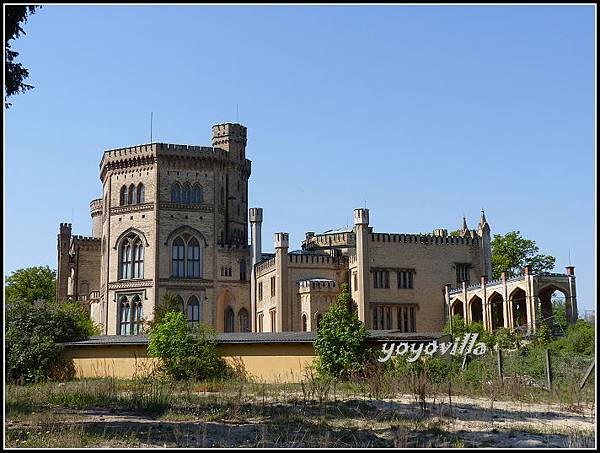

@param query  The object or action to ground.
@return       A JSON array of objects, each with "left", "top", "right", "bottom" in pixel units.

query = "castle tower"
[
  {"left": 90, "top": 198, "right": 103, "bottom": 238},
  {"left": 354, "top": 208, "right": 370, "bottom": 327},
  {"left": 212, "top": 123, "right": 249, "bottom": 245},
  {"left": 477, "top": 210, "right": 492, "bottom": 278},
  {"left": 57, "top": 223, "right": 72, "bottom": 302},
  {"left": 274, "top": 232, "right": 289, "bottom": 331},
  {"left": 249, "top": 207, "right": 263, "bottom": 331}
]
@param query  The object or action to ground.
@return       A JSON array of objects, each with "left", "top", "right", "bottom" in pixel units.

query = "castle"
[{"left": 57, "top": 123, "right": 578, "bottom": 336}]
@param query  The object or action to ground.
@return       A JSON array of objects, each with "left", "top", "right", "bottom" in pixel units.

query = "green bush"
[
  {"left": 6, "top": 300, "right": 99, "bottom": 384},
  {"left": 147, "top": 311, "right": 231, "bottom": 381},
  {"left": 314, "top": 283, "right": 369, "bottom": 379}
]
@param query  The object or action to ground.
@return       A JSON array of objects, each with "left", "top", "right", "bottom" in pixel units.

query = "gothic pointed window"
[
  {"left": 121, "top": 241, "right": 132, "bottom": 279},
  {"left": 225, "top": 307, "right": 235, "bottom": 333},
  {"left": 119, "top": 296, "right": 131, "bottom": 335},
  {"left": 137, "top": 183, "right": 145, "bottom": 204},
  {"left": 187, "top": 295, "right": 201, "bottom": 327},
  {"left": 131, "top": 295, "right": 143, "bottom": 334},
  {"left": 172, "top": 237, "right": 185, "bottom": 277},
  {"left": 192, "top": 184, "right": 203, "bottom": 203},
  {"left": 132, "top": 237, "right": 144, "bottom": 278},
  {"left": 302, "top": 313, "right": 308, "bottom": 332},
  {"left": 182, "top": 183, "right": 191, "bottom": 204},
  {"left": 187, "top": 237, "right": 201, "bottom": 278},
  {"left": 128, "top": 184, "right": 136, "bottom": 205},
  {"left": 171, "top": 183, "right": 181, "bottom": 203},
  {"left": 120, "top": 185, "right": 128, "bottom": 206},
  {"left": 238, "top": 308, "right": 249, "bottom": 332},
  {"left": 175, "top": 295, "right": 185, "bottom": 314}
]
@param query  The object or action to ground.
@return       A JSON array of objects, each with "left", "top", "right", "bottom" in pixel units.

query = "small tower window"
[{"left": 171, "top": 183, "right": 181, "bottom": 203}]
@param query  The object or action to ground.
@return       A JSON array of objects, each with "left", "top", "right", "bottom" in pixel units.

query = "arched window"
[
  {"left": 172, "top": 237, "right": 185, "bottom": 277},
  {"left": 182, "top": 183, "right": 191, "bottom": 204},
  {"left": 119, "top": 296, "right": 131, "bottom": 335},
  {"left": 239, "top": 308, "right": 249, "bottom": 332},
  {"left": 119, "top": 233, "right": 144, "bottom": 280},
  {"left": 175, "top": 295, "right": 185, "bottom": 315},
  {"left": 239, "top": 260, "right": 246, "bottom": 281},
  {"left": 316, "top": 313, "right": 323, "bottom": 329},
  {"left": 187, "top": 237, "right": 201, "bottom": 278},
  {"left": 187, "top": 296, "right": 200, "bottom": 327},
  {"left": 128, "top": 184, "right": 136, "bottom": 205},
  {"left": 131, "top": 295, "right": 143, "bottom": 334},
  {"left": 132, "top": 237, "right": 144, "bottom": 278},
  {"left": 192, "top": 184, "right": 203, "bottom": 203},
  {"left": 120, "top": 240, "right": 132, "bottom": 279},
  {"left": 302, "top": 313, "right": 308, "bottom": 332},
  {"left": 171, "top": 183, "right": 181, "bottom": 203},
  {"left": 120, "top": 185, "right": 128, "bottom": 206},
  {"left": 137, "top": 183, "right": 145, "bottom": 204},
  {"left": 225, "top": 307, "right": 235, "bottom": 333}
]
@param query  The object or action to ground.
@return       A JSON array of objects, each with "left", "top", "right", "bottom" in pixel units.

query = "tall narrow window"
[
  {"left": 192, "top": 184, "right": 203, "bottom": 203},
  {"left": 410, "top": 307, "right": 416, "bottom": 332},
  {"left": 172, "top": 237, "right": 185, "bottom": 277},
  {"left": 182, "top": 183, "right": 191, "bottom": 204},
  {"left": 403, "top": 307, "right": 409, "bottom": 332},
  {"left": 239, "top": 260, "right": 246, "bottom": 281},
  {"left": 302, "top": 313, "right": 308, "bottom": 332},
  {"left": 132, "top": 238, "right": 144, "bottom": 278},
  {"left": 270, "top": 309, "right": 276, "bottom": 332},
  {"left": 258, "top": 282, "right": 263, "bottom": 301},
  {"left": 120, "top": 241, "right": 132, "bottom": 279},
  {"left": 131, "top": 295, "right": 143, "bottom": 334},
  {"left": 270, "top": 276, "right": 276, "bottom": 297},
  {"left": 238, "top": 308, "right": 249, "bottom": 332},
  {"left": 128, "top": 184, "right": 136, "bottom": 205},
  {"left": 187, "top": 296, "right": 200, "bottom": 327},
  {"left": 315, "top": 313, "right": 323, "bottom": 329},
  {"left": 175, "top": 295, "right": 185, "bottom": 314},
  {"left": 120, "top": 185, "right": 128, "bottom": 206},
  {"left": 171, "top": 183, "right": 181, "bottom": 203},
  {"left": 257, "top": 313, "right": 264, "bottom": 332},
  {"left": 119, "top": 297, "right": 130, "bottom": 335},
  {"left": 225, "top": 307, "right": 235, "bottom": 332},
  {"left": 137, "top": 183, "right": 145, "bottom": 204},
  {"left": 187, "top": 237, "right": 201, "bottom": 278}
]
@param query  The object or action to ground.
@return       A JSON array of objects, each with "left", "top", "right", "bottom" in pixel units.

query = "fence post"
[
  {"left": 545, "top": 349, "right": 552, "bottom": 392},
  {"left": 579, "top": 358, "right": 595, "bottom": 390},
  {"left": 497, "top": 348, "right": 503, "bottom": 385}
]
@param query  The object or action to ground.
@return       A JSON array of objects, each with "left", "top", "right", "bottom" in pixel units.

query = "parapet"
[
  {"left": 354, "top": 208, "right": 369, "bottom": 226},
  {"left": 90, "top": 198, "right": 103, "bottom": 216},
  {"left": 212, "top": 123, "right": 247, "bottom": 147},
  {"left": 274, "top": 232, "right": 289, "bottom": 249},
  {"left": 249, "top": 207, "right": 263, "bottom": 223}
]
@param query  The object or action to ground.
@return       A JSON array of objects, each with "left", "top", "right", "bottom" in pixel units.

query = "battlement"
[
  {"left": 212, "top": 123, "right": 247, "bottom": 147},
  {"left": 274, "top": 232, "right": 289, "bottom": 249},
  {"left": 354, "top": 208, "right": 369, "bottom": 225},
  {"left": 298, "top": 279, "right": 337, "bottom": 291},
  {"left": 249, "top": 207, "right": 263, "bottom": 223},
  {"left": 369, "top": 232, "right": 480, "bottom": 246},
  {"left": 288, "top": 252, "right": 345, "bottom": 267},
  {"left": 60, "top": 222, "right": 72, "bottom": 230},
  {"left": 90, "top": 198, "right": 103, "bottom": 216},
  {"left": 255, "top": 257, "right": 276, "bottom": 275},
  {"left": 301, "top": 229, "right": 355, "bottom": 250}
]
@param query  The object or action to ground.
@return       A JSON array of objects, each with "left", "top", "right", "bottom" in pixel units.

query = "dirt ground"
[{"left": 6, "top": 392, "right": 596, "bottom": 448}]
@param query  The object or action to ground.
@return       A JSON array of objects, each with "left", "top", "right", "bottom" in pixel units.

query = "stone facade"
[{"left": 57, "top": 123, "right": 577, "bottom": 335}]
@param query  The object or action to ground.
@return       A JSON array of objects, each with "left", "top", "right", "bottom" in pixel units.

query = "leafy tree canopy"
[
  {"left": 5, "top": 5, "right": 40, "bottom": 107},
  {"left": 491, "top": 231, "right": 555, "bottom": 280},
  {"left": 5, "top": 265, "right": 56, "bottom": 304},
  {"left": 314, "top": 283, "right": 369, "bottom": 379}
]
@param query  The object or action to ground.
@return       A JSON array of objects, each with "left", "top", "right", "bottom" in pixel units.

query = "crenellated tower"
[
  {"left": 274, "top": 232, "right": 289, "bottom": 331},
  {"left": 249, "top": 207, "right": 263, "bottom": 331},
  {"left": 354, "top": 208, "right": 370, "bottom": 327},
  {"left": 57, "top": 223, "right": 72, "bottom": 302},
  {"left": 477, "top": 210, "right": 492, "bottom": 278}
]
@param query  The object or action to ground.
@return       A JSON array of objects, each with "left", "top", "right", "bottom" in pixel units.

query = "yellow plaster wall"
[{"left": 63, "top": 343, "right": 316, "bottom": 383}]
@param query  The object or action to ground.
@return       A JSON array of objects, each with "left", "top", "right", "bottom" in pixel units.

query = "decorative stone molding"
[{"left": 108, "top": 279, "right": 153, "bottom": 290}]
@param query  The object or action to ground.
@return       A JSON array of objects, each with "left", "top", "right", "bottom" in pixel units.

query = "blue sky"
[{"left": 5, "top": 5, "right": 596, "bottom": 311}]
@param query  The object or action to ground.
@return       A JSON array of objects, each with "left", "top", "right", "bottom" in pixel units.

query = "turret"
[
  {"left": 211, "top": 123, "right": 247, "bottom": 162},
  {"left": 57, "top": 223, "right": 72, "bottom": 303},
  {"left": 477, "top": 209, "right": 492, "bottom": 278},
  {"left": 353, "top": 208, "right": 370, "bottom": 327},
  {"left": 460, "top": 216, "right": 469, "bottom": 237},
  {"left": 249, "top": 207, "right": 263, "bottom": 331},
  {"left": 90, "top": 198, "right": 103, "bottom": 238},
  {"left": 274, "top": 232, "right": 290, "bottom": 331}
]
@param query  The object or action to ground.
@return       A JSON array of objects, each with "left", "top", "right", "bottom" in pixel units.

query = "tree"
[
  {"left": 5, "top": 5, "right": 40, "bottom": 108},
  {"left": 5, "top": 265, "right": 56, "bottom": 304},
  {"left": 314, "top": 283, "right": 369, "bottom": 379},
  {"left": 6, "top": 299, "right": 99, "bottom": 384},
  {"left": 147, "top": 311, "right": 230, "bottom": 381},
  {"left": 491, "top": 231, "right": 555, "bottom": 280}
]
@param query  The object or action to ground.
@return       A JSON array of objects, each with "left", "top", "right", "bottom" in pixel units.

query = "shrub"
[
  {"left": 314, "top": 283, "right": 369, "bottom": 379},
  {"left": 5, "top": 300, "right": 99, "bottom": 384},
  {"left": 494, "top": 328, "right": 517, "bottom": 349},
  {"left": 147, "top": 311, "right": 231, "bottom": 381}
]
